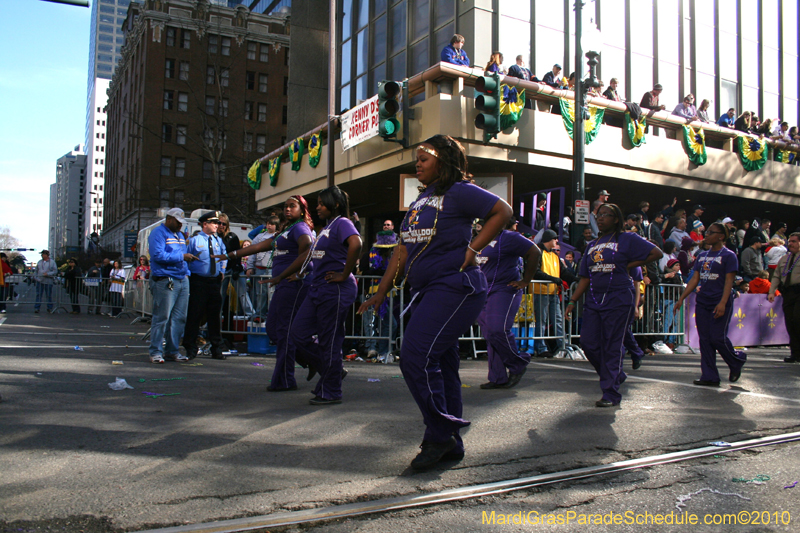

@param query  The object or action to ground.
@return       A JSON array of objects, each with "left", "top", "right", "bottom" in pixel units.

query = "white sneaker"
[
  {"left": 150, "top": 355, "right": 165, "bottom": 364},
  {"left": 165, "top": 353, "right": 189, "bottom": 362}
]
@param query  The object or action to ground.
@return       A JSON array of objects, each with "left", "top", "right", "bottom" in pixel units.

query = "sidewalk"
[{"left": 1, "top": 308, "right": 800, "bottom": 531}]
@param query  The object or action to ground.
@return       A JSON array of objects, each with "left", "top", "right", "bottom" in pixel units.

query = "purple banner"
[{"left": 685, "top": 293, "right": 789, "bottom": 348}]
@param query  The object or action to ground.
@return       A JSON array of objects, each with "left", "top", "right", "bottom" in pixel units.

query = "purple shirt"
[
  {"left": 401, "top": 181, "right": 499, "bottom": 293},
  {"left": 272, "top": 222, "right": 314, "bottom": 279},
  {"left": 691, "top": 247, "right": 738, "bottom": 306},
  {"left": 309, "top": 216, "right": 359, "bottom": 286},
  {"left": 478, "top": 230, "right": 534, "bottom": 292},
  {"left": 579, "top": 232, "right": 655, "bottom": 309}
]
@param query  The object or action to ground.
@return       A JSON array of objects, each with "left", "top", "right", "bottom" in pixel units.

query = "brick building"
[{"left": 103, "top": 0, "right": 289, "bottom": 254}]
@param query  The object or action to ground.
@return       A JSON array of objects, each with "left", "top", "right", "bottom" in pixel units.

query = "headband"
[{"left": 416, "top": 145, "right": 439, "bottom": 159}]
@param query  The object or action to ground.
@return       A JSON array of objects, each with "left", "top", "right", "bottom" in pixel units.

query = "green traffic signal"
[
  {"left": 378, "top": 80, "right": 402, "bottom": 139},
  {"left": 474, "top": 73, "right": 501, "bottom": 143}
]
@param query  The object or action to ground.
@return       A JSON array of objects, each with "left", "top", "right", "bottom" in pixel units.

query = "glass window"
[
  {"left": 257, "top": 134, "right": 266, "bottom": 152},
  {"left": 246, "top": 71, "right": 255, "bottom": 90},
  {"left": 203, "top": 161, "right": 213, "bottom": 179},
  {"left": 356, "top": 29, "right": 368, "bottom": 75},
  {"left": 720, "top": 79, "right": 738, "bottom": 115},
  {"left": 635, "top": 0, "right": 654, "bottom": 57},
  {"left": 411, "top": 0, "right": 429, "bottom": 42},
  {"left": 207, "top": 66, "right": 215, "bottom": 85},
  {"left": 741, "top": 39, "right": 759, "bottom": 88},
  {"left": 177, "top": 92, "right": 188, "bottom": 112},
  {"left": 247, "top": 41, "right": 256, "bottom": 60},
  {"left": 220, "top": 68, "right": 229, "bottom": 87},
  {"left": 373, "top": 14, "right": 387, "bottom": 65},
  {"left": 719, "top": 32, "right": 738, "bottom": 81},
  {"left": 390, "top": 51, "right": 406, "bottom": 80},
  {"left": 342, "top": 0, "right": 352, "bottom": 41},
  {"left": 435, "top": 0, "right": 455, "bottom": 27},
  {"left": 166, "top": 27, "right": 175, "bottom": 46},
  {"left": 358, "top": 0, "right": 369, "bottom": 29},
  {"left": 372, "top": 62, "right": 386, "bottom": 94},
  {"left": 245, "top": 101, "right": 253, "bottom": 120},
  {"left": 261, "top": 44, "right": 270, "bottom": 62},
  {"left": 763, "top": 92, "right": 779, "bottom": 121},
  {"left": 762, "top": 0, "right": 779, "bottom": 49},
  {"left": 657, "top": 61, "right": 680, "bottom": 109},
  {"left": 534, "top": 26, "right": 564, "bottom": 79},
  {"left": 696, "top": 73, "right": 715, "bottom": 112},
  {"left": 179, "top": 61, "right": 189, "bottom": 81},
  {"left": 763, "top": 47, "right": 779, "bottom": 88},
  {"left": 784, "top": 0, "right": 798, "bottom": 51},
  {"left": 208, "top": 34, "right": 218, "bottom": 54},
  {"left": 630, "top": 54, "right": 654, "bottom": 108},
  {"left": 341, "top": 38, "right": 352, "bottom": 85},
  {"left": 720, "top": 4, "right": 737, "bottom": 31},
  {"left": 206, "top": 96, "right": 215, "bottom": 115},
  {"left": 390, "top": 1, "right": 406, "bottom": 55},
  {"left": 376, "top": 0, "right": 387, "bottom": 16},
  {"left": 599, "top": 46, "right": 625, "bottom": 94},
  {"left": 181, "top": 29, "right": 190, "bottom": 49},
  {"left": 244, "top": 133, "right": 253, "bottom": 152},
  {"left": 695, "top": 24, "right": 716, "bottom": 75},
  {"left": 656, "top": 0, "right": 679, "bottom": 65},
  {"left": 176, "top": 126, "right": 186, "bottom": 145},
  {"left": 219, "top": 99, "right": 229, "bottom": 117},
  {"left": 784, "top": 52, "right": 798, "bottom": 100},
  {"left": 783, "top": 98, "right": 798, "bottom": 128},
  {"left": 160, "top": 157, "right": 171, "bottom": 176},
  {"left": 599, "top": 0, "right": 624, "bottom": 48},
  {"left": 410, "top": 38, "right": 429, "bottom": 77},
  {"left": 163, "top": 91, "right": 174, "bottom": 110},
  {"left": 259, "top": 73, "right": 268, "bottom": 92},
  {"left": 742, "top": 85, "right": 759, "bottom": 114},
  {"left": 340, "top": 83, "right": 351, "bottom": 111},
  {"left": 221, "top": 37, "right": 231, "bottom": 56},
  {"left": 499, "top": 16, "right": 530, "bottom": 70},
  {"left": 536, "top": 0, "right": 564, "bottom": 31},
  {"left": 165, "top": 59, "right": 175, "bottom": 78},
  {"left": 695, "top": 0, "right": 714, "bottom": 23},
  {"left": 258, "top": 103, "right": 267, "bottom": 121},
  {"left": 356, "top": 75, "right": 368, "bottom": 102},
  {"left": 162, "top": 124, "right": 172, "bottom": 143},
  {"left": 175, "top": 159, "right": 186, "bottom": 177},
  {"left": 433, "top": 22, "right": 454, "bottom": 65}
]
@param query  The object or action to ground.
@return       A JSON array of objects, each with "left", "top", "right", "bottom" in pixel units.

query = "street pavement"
[{"left": 1, "top": 307, "right": 800, "bottom": 532}]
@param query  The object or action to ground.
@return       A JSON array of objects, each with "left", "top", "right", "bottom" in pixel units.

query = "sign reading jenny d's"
[{"left": 340, "top": 95, "right": 380, "bottom": 151}]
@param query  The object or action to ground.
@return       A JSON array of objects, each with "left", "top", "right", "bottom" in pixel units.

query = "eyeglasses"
[
  {"left": 219, "top": 223, "right": 228, "bottom": 227},
  {"left": 383, "top": 223, "right": 392, "bottom": 227}
]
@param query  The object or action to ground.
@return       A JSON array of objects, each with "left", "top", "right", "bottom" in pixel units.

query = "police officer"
[{"left": 183, "top": 211, "right": 228, "bottom": 359}]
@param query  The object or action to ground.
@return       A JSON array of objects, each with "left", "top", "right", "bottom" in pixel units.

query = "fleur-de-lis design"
[
  {"left": 767, "top": 308, "right": 778, "bottom": 329},
  {"left": 735, "top": 307, "right": 746, "bottom": 329}
]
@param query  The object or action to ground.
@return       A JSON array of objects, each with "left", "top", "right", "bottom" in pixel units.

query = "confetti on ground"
[
  {"left": 150, "top": 377, "right": 185, "bottom": 381},
  {"left": 74, "top": 346, "right": 84, "bottom": 351},
  {"left": 732, "top": 474, "right": 770, "bottom": 484},
  {"left": 138, "top": 379, "right": 147, "bottom": 383},
  {"left": 367, "top": 378, "right": 380, "bottom": 382},
  {"left": 183, "top": 362, "right": 203, "bottom": 366},
  {"left": 708, "top": 441, "right": 732, "bottom": 447},
  {"left": 391, "top": 375, "right": 404, "bottom": 379},
  {"left": 112, "top": 361, "right": 124, "bottom": 365},
  {"left": 143, "top": 392, "right": 181, "bottom": 398},
  {"left": 461, "top": 384, "right": 471, "bottom": 388},
  {"left": 676, "top": 488, "right": 750, "bottom": 512},
  {"left": 713, "top": 455, "right": 725, "bottom": 458},
  {"left": 784, "top": 481, "right": 798, "bottom": 489},
  {"left": 251, "top": 362, "right": 265, "bottom": 367}
]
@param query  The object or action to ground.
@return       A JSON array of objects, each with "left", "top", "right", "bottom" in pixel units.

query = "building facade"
[
  {"left": 50, "top": 147, "right": 87, "bottom": 260},
  {"left": 103, "top": 0, "right": 290, "bottom": 254}
]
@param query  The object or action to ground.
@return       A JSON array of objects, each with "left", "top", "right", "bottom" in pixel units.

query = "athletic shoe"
[
  {"left": 165, "top": 353, "right": 189, "bottom": 362},
  {"left": 150, "top": 355, "right": 165, "bottom": 364},
  {"left": 595, "top": 399, "right": 620, "bottom": 408},
  {"left": 505, "top": 367, "right": 527, "bottom": 388},
  {"left": 309, "top": 396, "right": 342, "bottom": 405},
  {"left": 692, "top": 379, "right": 720, "bottom": 387},
  {"left": 410, "top": 436, "right": 457, "bottom": 470}
]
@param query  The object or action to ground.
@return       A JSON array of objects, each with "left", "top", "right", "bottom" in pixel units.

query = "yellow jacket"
[{"left": 532, "top": 250, "right": 559, "bottom": 295}]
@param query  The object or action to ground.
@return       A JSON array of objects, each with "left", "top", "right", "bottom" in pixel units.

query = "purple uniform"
[
  {"left": 691, "top": 247, "right": 746, "bottom": 382},
  {"left": 477, "top": 230, "right": 534, "bottom": 384},
  {"left": 578, "top": 232, "right": 655, "bottom": 403},
  {"left": 291, "top": 217, "right": 360, "bottom": 401},
  {"left": 401, "top": 181, "right": 499, "bottom": 451},
  {"left": 623, "top": 267, "right": 645, "bottom": 364},
  {"left": 266, "top": 222, "right": 314, "bottom": 390}
]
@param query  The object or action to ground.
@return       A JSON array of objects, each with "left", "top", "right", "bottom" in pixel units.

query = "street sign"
[
  {"left": 124, "top": 231, "right": 137, "bottom": 258},
  {"left": 340, "top": 95, "right": 380, "bottom": 150},
  {"left": 575, "top": 199, "right": 590, "bottom": 224}
]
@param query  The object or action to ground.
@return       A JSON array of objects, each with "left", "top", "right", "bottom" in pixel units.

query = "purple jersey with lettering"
[
  {"left": 309, "top": 217, "right": 359, "bottom": 286},
  {"left": 272, "top": 222, "right": 314, "bottom": 279},
  {"left": 401, "top": 181, "right": 499, "bottom": 293},
  {"left": 691, "top": 246, "right": 738, "bottom": 306},
  {"left": 478, "top": 230, "right": 535, "bottom": 292},
  {"left": 579, "top": 232, "right": 655, "bottom": 309}
]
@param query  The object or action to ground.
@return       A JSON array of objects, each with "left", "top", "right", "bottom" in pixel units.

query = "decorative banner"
[
  {"left": 500, "top": 85, "right": 525, "bottom": 130},
  {"left": 736, "top": 135, "right": 768, "bottom": 172},
  {"left": 247, "top": 160, "right": 262, "bottom": 190},
  {"left": 308, "top": 133, "right": 322, "bottom": 168},
  {"left": 268, "top": 155, "right": 281, "bottom": 186},
  {"left": 289, "top": 137, "right": 305, "bottom": 171},
  {"left": 685, "top": 293, "right": 790, "bottom": 348},
  {"left": 681, "top": 124, "right": 707, "bottom": 165},
  {"left": 775, "top": 149, "right": 796, "bottom": 164},
  {"left": 340, "top": 94, "right": 380, "bottom": 151},
  {"left": 559, "top": 97, "right": 604, "bottom": 144},
  {"left": 624, "top": 112, "right": 646, "bottom": 147}
]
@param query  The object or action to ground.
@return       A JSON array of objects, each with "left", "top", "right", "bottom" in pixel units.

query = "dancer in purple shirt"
[
  {"left": 221, "top": 195, "right": 314, "bottom": 392},
  {"left": 674, "top": 222, "right": 746, "bottom": 386},
  {"left": 565, "top": 204, "right": 661, "bottom": 407},
  {"left": 291, "top": 186, "right": 362, "bottom": 405},
  {"left": 477, "top": 222, "right": 541, "bottom": 389},
  {"left": 359, "top": 135, "right": 512, "bottom": 471}
]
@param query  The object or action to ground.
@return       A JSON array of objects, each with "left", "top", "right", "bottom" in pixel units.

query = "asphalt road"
[{"left": 1, "top": 308, "right": 800, "bottom": 532}]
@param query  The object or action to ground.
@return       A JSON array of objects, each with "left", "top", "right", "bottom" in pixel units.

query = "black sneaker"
[
  {"left": 693, "top": 379, "right": 721, "bottom": 387},
  {"left": 410, "top": 436, "right": 457, "bottom": 471},
  {"left": 309, "top": 396, "right": 342, "bottom": 405},
  {"left": 505, "top": 367, "right": 527, "bottom": 388},
  {"left": 480, "top": 381, "right": 505, "bottom": 389}
]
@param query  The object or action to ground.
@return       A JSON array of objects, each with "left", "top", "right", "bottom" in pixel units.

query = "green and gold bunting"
[
  {"left": 559, "top": 97, "right": 604, "bottom": 144},
  {"left": 307, "top": 133, "right": 322, "bottom": 168},
  {"left": 267, "top": 154, "right": 281, "bottom": 186},
  {"left": 246, "top": 160, "right": 262, "bottom": 190},
  {"left": 681, "top": 124, "right": 707, "bottom": 165},
  {"left": 775, "top": 149, "right": 796, "bottom": 164},
  {"left": 289, "top": 137, "right": 305, "bottom": 171},
  {"left": 624, "top": 112, "right": 646, "bottom": 147},
  {"left": 736, "top": 135, "right": 768, "bottom": 172},
  {"left": 500, "top": 85, "right": 525, "bottom": 130}
]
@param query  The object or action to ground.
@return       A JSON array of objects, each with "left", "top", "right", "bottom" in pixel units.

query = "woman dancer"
[
  {"left": 565, "top": 204, "right": 661, "bottom": 407},
  {"left": 359, "top": 135, "right": 512, "bottom": 470},
  {"left": 476, "top": 219, "right": 541, "bottom": 389},
  {"left": 290, "top": 186, "right": 362, "bottom": 405},
  {"left": 674, "top": 223, "right": 746, "bottom": 385},
  {"left": 224, "top": 196, "right": 314, "bottom": 391}
]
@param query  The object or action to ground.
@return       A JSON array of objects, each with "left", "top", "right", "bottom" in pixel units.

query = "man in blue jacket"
[
  {"left": 441, "top": 34, "right": 470, "bottom": 66},
  {"left": 148, "top": 208, "right": 198, "bottom": 364}
]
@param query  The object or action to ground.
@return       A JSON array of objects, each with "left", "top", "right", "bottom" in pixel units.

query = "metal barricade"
[{"left": 123, "top": 277, "right": 153, "bottom": 322}]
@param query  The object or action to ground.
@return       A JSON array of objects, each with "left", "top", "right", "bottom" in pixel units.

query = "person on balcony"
[
  {"left": 733, "top": 111, "right": 752, "bottom": 133},
  {"left": 672, "top": 94, "right": 697, "bottom": 122},
  {"left": 484, "top": 51, "right": 505, "bottom": 74},
  {"left": 717, "top": 108, "right": 736, "bottom": 128},
  {"left": 542, "top": 64, "right": 562, "bottom": 88},
  {"left": 602, "top": 77, "right": 623, "bottom": 102},
  {"left": 440, "top": 34, "right": 470, "bottom": 67},
  {"left": 507, "top": 55, "right": 532, "bottom": 81},
  {"left": 640, "top": 84, "right": 665, "bottom": 111},
  {"left": 697, "top": 99, "right": 712, "bottom": 123}
]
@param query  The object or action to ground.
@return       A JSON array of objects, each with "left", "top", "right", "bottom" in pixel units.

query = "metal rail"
[{"left": 135, "top": 431, "right": 800, "bottom": 533}]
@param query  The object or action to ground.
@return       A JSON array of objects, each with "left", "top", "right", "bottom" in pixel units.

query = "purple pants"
[
  {"left": 290, "top": 279, "right": 357, "bottom": 400},
  {"left": 401, "top": 271, "right": 487, "bottom": 451},
  {"left": 695, "top": 299, "right": 746, "bottom": 382},
  {"left": 266, "top": 280, "right": 308, "bottom": 389},
  {"left": 477, "top": 288, "right": 530, "bottom": 384},
  {"left": 623, "top": 318, "right": 644, "bottom": 363},
  {"left": 580, "top": 303, "right": 635, "bottom": 404}
]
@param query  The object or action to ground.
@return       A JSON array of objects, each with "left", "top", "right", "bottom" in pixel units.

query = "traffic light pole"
[
  {"left": 327, "top": 0, "right": 336, "bottom": 188},
  {"left": 572, "top": 0, "right": 586, "bottom": 243}
]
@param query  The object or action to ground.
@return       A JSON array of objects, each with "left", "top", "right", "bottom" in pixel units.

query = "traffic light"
[
  {"left": 378, "top": 80, "right": 401, "bottom": 139},
  {"left": 475, "top": 72, "right": 501, "bottom": 143}
]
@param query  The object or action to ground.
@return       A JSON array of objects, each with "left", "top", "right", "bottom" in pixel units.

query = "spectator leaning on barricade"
[
  {"left": 484, "top": 52, "right": 505, "bottom": 74},
  {"left": 34, "top": 250, "right": 58, "bottom": 314},
  {"left": 740, "top": 236, "right": 765, "bottom": 282},
  {"left": 772, "top": 121, "right": 791, "bottom": 142},
  {"left": 768, "top": 232, "right": 800, "bottom": 362},
  {"left": 184, "top": 211, "right": 228, "bottom": 361},
  {"left": 147, "top": 208, "right": 198, "bottom": 365},
  {"left": 532, "top": 230, "right": 573, "bottom": 358},
  {"left": 507, "top": 55, "right": 532, "bottom": 81},
  {"left": 441, "top": 34, "right": 470, "bottom": 66},
  {"left": 640, "top": 84, "right": 666, "bottom": 111},
  {"left": 667, "top": 217, "right": 691, "bottom": 247},
  {"left": 697, "top": 99, "right": 712, "bottom": 123},
  {"left": 672, "top": 94, "right": 697, "bottom": 121},
  {"left": 603, "top": 78, "right": 623, "bottom": 102},
  {"left": 246, "top": 216, "right": 279, "bottom": 319},
  {"left": 749, "top": 114, "right": 761, "bottom": 134},
  {"left": 542, "top": 64, "right": 562, "bottom": 88},
  {"left": 86, "top": 258, "right": 102, "bottom": 315},
  {"left": 717, "top": 108, "right": 736, "bottom": 128},
  {"left": 63, "top": 258, "right": 82, "bottom": 314},
  {"left": 733, "top": 111, "right": 751, "bottom": 132},
  {"left": 647, "top": 211, "right": 665, "bottom": 250}
]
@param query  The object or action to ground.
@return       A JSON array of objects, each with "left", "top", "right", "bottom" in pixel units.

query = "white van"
[{"left": 137, "top": 209, "right": 254, "bottom": 260}]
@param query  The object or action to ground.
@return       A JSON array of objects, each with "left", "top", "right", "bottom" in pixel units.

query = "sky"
[{"left": 0, "top": 0, "right": 90, "bottom": 255}]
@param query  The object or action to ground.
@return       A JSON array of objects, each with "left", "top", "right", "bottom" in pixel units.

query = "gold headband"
[{"left": 416, "top": 145, "right": 439, "bottom": 159}]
